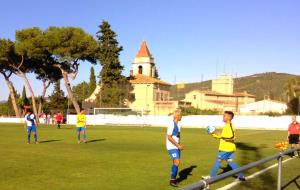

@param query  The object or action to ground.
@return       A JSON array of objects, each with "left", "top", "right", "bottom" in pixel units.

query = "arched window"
[{"left": 138, "top": 65, "right": 143, "bottom": 74}]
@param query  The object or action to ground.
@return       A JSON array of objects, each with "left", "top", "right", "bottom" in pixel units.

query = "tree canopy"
[
  {"left": 44, "top": 26, "right": 99, "bottom": 113},
  {"left": 1, "top": 22, "right": 135, "bottom": 116},
  {"left": 0, "top": 39, "right": 21, "bottom": 117}
]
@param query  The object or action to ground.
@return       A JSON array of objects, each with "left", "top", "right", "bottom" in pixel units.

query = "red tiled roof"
[
  {"left": 136, "top": 41, "right": 152, "bottom": 57},
  {"left": 130, "top": 74, "right": 171, "bottom": 86},
  {"left": 233, "top": 92, "right": 256, "bottom": 98}
]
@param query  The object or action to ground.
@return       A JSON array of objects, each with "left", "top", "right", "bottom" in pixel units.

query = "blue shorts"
[
  {"left": 217, "top": 151, "right": 235, "bottom": 161},
  {"left": 27, "top": 126, "right": 37, "bottom": 133},
  {"left": 76, "top": 127, "right": 86, "bottom": 132},
  {"left": 168, "top": 149, "right": 181, "bottom": 160}
]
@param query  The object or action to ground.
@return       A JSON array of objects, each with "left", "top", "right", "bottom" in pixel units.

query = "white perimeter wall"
[
  {"left": 0, "top": 115, "right": 295, "bottom": 130},
  {"left": 65, "top": 115, "right": 294, "bottom": 130},
  {"left": 0, "top": 117, "right": 24, "bottom": 123}
]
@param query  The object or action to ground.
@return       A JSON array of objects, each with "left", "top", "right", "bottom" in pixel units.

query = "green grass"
[
  {"left": 232, "top": 158, "right": 300, "bottom": 190},
  {"left": 0, "top": 123, "right": 299, "bottom": 190}
]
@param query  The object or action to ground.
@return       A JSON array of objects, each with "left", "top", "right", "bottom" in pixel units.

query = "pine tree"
[
  {"left": 96, "top": 21, "right": 134, "bottom": 107},
  {"left": 89, "top": 66, "right": 96, "bottom": 95},
  {"left": 48, "top": 80, "right": 67, "bottom": 110},
  {"left": 73, "top": 81, "right": 90, "bottom": 104},
  {"left": 285, "top": 78, "right": 300, "bottom": 114}
]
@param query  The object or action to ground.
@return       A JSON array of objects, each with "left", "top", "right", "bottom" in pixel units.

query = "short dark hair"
[{"left": 224, "top": 111, "right": 234, "bottom": 119}]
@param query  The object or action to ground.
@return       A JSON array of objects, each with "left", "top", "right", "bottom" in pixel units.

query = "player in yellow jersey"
[
  {"left": 76, "top": 109, "right": 87, "bottom": 144},
  {"left": 203, "top": 111, "right": 246, "bottom": 181}
]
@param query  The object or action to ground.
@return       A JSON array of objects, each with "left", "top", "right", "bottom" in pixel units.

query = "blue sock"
[
  {"left": 34, "top": 134, "right": 37, "bottom": 142},
  {"left": 83, "top": 133, "right": 87, "bottom": 141},
  {"left": 228, "top": 161, "right": 244, "bottom": 177},
  {"left": 77, "top": 134, "right": 80, "bottom": 141},
  {"left": 171, "top": 164, "right": 178, "bottom": 180},
  {"left": 27, "top": 133, "right": 31, "bottom": 143}
]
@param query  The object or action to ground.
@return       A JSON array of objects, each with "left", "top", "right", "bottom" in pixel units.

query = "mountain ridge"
[{"left": 170, "top": 72, "right": 300, "bottom": 101}]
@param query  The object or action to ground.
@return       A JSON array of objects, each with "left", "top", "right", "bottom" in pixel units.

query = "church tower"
[{"left": 131, "top": 41, "right": 156, "bottom": 78}]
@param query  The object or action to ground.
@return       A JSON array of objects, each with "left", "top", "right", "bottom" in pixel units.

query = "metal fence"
[{"left": 180, "top": 147, "right": 300, "bottom": 190}]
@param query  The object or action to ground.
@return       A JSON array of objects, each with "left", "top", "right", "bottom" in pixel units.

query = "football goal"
[{"left": 92, "top": 108, "right": 149, "bottom": 126}]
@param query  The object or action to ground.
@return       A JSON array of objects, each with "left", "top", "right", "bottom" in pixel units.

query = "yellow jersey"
[
  {"left": 212, "top": 123, "right": 236, "bottom": 152},
  {"left": 76, "top": 114, "right": 86, "bottom": 127}
]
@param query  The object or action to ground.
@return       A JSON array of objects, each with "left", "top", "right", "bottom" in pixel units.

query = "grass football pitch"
[{"left": 0, "top": 123, "right": 299, "bottom": 190}]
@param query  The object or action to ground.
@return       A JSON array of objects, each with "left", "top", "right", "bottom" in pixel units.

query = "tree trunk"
[
  {"left": 38, "top": 81, "right": 51, "bottom": 116},
  {"left": 18, "top": 72, "right": 38, "bottom": 117},
  {"left": 61, "top": 70, "right": 80, "bottom": 114},
  {"left": 3, "top": 76, "right": 21, "bottom": 117}
]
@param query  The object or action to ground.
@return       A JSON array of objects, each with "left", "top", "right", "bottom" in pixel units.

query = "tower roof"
[
  {"left": 130, "top": 74, "right": 171, "bottom": 86},
  {"left": 136, "top": 41, "right": 152, "bottom": 57}
]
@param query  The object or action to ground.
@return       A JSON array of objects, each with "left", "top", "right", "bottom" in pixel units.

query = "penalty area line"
[{"left": 216, "top": 157, "right": 295, "bottom": 190}]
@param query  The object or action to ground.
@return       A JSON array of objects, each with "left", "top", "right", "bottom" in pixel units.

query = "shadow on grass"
[
  {"left": 218, "top": 165, "right": 235, "bottom": 176},
  {"left": 177, "top": 165, "right": 197, "bottom": 183},
  {"left": 282, "top": 175, "right": 300, "bottom": 190},
  {"left": 57, "top": 127, "right": 73, "bottom": 130},
  {"left": 39, "top": 140, "right": 61, "bottom": 143},
  {"left": 234, "top": 142, "right": 277, "bottom": 189},
  {"left": 86, "top": 139, "right": 106, "bottom": 143}
]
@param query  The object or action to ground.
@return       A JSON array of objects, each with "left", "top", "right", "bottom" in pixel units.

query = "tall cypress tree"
[
  {"left": 89, "top": 66, "right": 96, "bottom": 95},
  {"left": 96, "top": 21, "right": 133, "bottom": 107},
  {"left": 21, "top": 86, "right": 30, "bottom": 107},
  {"left": 154, "top": 67, "right": 159, "bottom": 79}
]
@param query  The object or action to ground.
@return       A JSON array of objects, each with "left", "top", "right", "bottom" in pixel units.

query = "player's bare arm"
[
  {"left": 167, "top": 135, "right": 183, "bottom": 150},
  {"left": 211, "top": 133, "right": 221, "bottom": 139}
]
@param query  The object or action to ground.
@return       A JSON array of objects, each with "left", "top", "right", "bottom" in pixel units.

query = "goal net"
[{"left": 92, "top": 108, "right": 148, "bottom": 126}]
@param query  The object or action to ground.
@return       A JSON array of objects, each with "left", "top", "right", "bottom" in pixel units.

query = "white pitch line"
[{"left": 216, "top": 157, "right": 295, "bottom": 190}]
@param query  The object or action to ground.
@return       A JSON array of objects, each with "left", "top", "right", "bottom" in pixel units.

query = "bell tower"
[{"left": 131, "top": 41, "right": 156, "bottom": 78}]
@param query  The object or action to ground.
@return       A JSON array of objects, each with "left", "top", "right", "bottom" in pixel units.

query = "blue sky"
[{"left": 0, "top": 0, "right": 300, "bottom": 100}]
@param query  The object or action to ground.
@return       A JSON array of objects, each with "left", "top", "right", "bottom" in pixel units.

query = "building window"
[
  {"left": 193, "top": 95, "right": 197, "bottom": 99},
  {"left": 138, "top": 65, "right": 143, "bottom": 74},
  {"left": 161, "top": 93, "right": 164, "bottom": 101},
  {"left": 156, "top": 92, "right": 160, "bottom": 101}
]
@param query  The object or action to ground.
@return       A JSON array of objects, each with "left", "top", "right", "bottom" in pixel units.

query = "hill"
[{"left": 170, "top": 72, "right": 300, "bottom": 101}]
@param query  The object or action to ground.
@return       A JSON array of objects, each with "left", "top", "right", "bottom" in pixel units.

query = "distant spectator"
[
  {"left": 56, "top": 112, "right": 63, "bottom": 129},
  {"left": 47, "top": 114, "right": 51, "bottom": 124},
  {"left": 53, "top": 113, "right": 57, "bottom": 125},
  {"left": 41, "top": 112, "right": 46, "bottom": 124}
]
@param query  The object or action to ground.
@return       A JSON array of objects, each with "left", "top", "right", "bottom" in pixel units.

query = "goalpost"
[{"left": 92, "top": 108, "right": 149, "bottom": 126}]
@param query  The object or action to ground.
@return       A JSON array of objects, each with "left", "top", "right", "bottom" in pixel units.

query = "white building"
[{"left": 239, "top": 99, "right": 287, "bottom": 115}]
